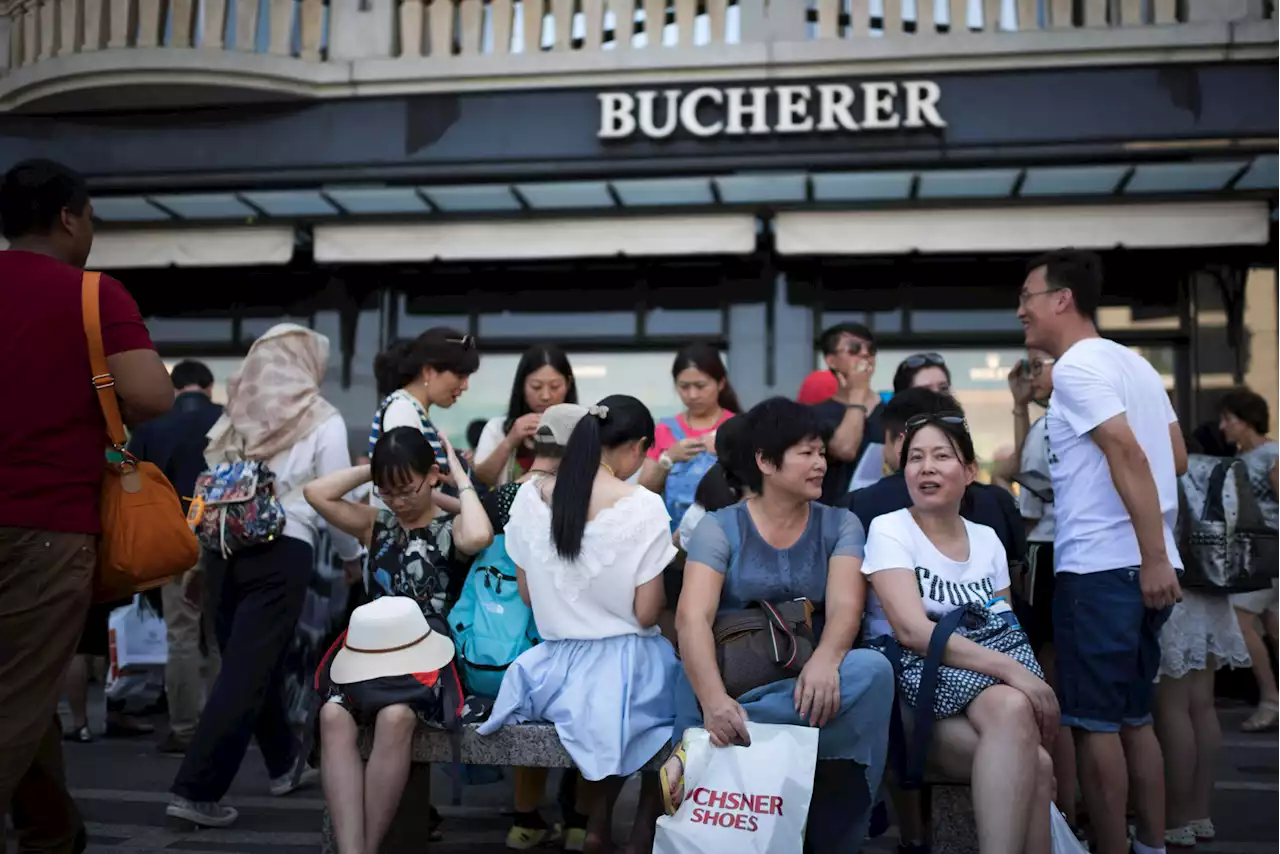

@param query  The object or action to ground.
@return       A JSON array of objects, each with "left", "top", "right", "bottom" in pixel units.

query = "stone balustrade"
[{"left": 0, "top": 0, "right": 1273, "bottom": 109}]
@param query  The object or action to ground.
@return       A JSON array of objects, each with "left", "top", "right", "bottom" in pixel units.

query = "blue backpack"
[
  {"left": 660, "top": 416, "right": 719, "bottom": 533},
  {"left": 449, "top": 535, "right": 539, "bottom": 698}
]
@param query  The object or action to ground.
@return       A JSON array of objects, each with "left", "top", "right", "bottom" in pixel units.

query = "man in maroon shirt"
[{"left": 0, "top": 160, "right": 173, "bottom": 853}]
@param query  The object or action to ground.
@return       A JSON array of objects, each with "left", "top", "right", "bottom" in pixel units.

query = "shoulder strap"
[
  {"left": 903, "top": 605, "right": 970, "bottom": 789},
  {"left": 662, "top": 416, "right": 687, "bottom": 443},
  {"left": 81, "top": 271, "right": 127, "bottom": 449}
]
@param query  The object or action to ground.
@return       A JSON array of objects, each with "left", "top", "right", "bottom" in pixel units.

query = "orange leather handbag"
[{"left": 82, "top": 271, "right": 200, "bottom": 602}]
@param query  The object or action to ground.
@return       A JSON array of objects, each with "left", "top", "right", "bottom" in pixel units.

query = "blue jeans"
[{"left": 1053, "top": 567, "right": 1172, "bottom": 733}]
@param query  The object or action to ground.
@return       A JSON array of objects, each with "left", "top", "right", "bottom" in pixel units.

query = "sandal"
[
  {"left": 63, "top": 725, "right": 93, "bottom": 743},
  {"left": 1241, "top": 700, "right": 1279, "bottom": 732}
]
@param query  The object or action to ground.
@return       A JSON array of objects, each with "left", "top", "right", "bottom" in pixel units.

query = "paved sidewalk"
[{"left": 4, "top": 692, "right": 1276, "bottom": 853}]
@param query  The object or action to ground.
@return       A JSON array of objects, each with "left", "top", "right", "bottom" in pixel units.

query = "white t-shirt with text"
[
  {"left": 860, "top": 508, "right": 1011, "bottom": 639},
  {"left": 1046, "top": 337, "right": 1182, "bottom": 575}
]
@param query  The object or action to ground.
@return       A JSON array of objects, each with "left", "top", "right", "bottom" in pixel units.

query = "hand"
[
  {"left": 1140, "top": 556, "right": 1182, "bottom": 610},
  {"left": 794, "top": 650, "right": 842, "bottom": 728},
  {"left": 702, "top": 693, "right": 751, "bottom": 748},
  {"left": 458, "top": 449, "right": 474, "bottom": 466},
  {"left": 667, "top": 436, "right": 706, "bottom": 464},
  {"left": 1008, "top": 363, "right": 1034, "bottom": 407},
  {"left": 342, "top": 558, "right": 363, "bottom": 587},
  {"left": 1007, "top": 667, "right": 1061, "bottom": 748},
  {"left": 181, "top": 568, "right": 204, "bottom": 610},
  {"left": 506, "top": 413, "right": 541, "bottom": 445}
]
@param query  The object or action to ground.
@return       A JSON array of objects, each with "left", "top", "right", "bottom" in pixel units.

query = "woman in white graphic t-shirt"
[{"left": 862, "top": 413, "right": 1059, "bottom": 854}]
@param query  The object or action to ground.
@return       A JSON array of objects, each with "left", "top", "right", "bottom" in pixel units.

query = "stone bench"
[{"left": 319, "top": 722, "right": 668, "bottom": 854}]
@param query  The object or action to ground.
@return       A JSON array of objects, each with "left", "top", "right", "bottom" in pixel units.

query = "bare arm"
[
  {"left": 516, "top": 565, "right": 531, "bottom": 606},
  {"left": 472, "top": 444, "right": 513, "bottom": 487},
  {"left": 675, "top": 560, "right": 729, "bottom": 705},
  {"left": 827, "top": 402, "right": 869, "bottom": 461},
  {"left": 814, "top": 555, "right": 864, "bottom": 660},
  {"left": 304, "top": 465, "right": 380, "bottom": 546},
  {"left": 1092, "top": 415, "right": 1172, "bottom": 565},
  {"left": 1169, "top": 422, "right": 1188, "bottom": 476},
  {"left": 445, "top": 446, "right": 494, "bottom": 556},
  {"left": 639, "top": 458, "right": 669, "bottom": 493},
  {"left": 108, "top": 349, "right": 174, "bottom": 425},
  {"left": 634, "top": 574, "right": 667, "bottom": 628}
]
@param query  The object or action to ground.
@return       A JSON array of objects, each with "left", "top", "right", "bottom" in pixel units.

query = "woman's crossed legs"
[{"left": 320, "top": 702, "right": 418, "bottom": 854}]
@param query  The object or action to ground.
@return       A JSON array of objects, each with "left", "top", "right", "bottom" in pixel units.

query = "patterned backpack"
[
  {"left": 1178, "top": 454, "right": 1278, "bottom": 592},
  {"left": 186, "top": 460, "right": 288, "bottom": 557}
]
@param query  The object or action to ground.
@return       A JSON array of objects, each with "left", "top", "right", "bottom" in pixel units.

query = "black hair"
[
  {"left": 1026, "top": 248, "right": 1104, "bottom": 321},
  {"left": 818, "top": 322, "right": 875, "bottom": 356},
  {"left": 1, "top": 159, "right": 90, "bottom": 241},
  {"left": 672, "top": 343, "right": 742, "bottom": 413},
  {"left": 373, "top": 327, "right": 480, "bottom": 398},
  {"left": 892, "top": 355, "right": 952, "bottom": 394},
  {"left": 551, "top": 395, "right": 655, "bottom": 560},
  {"left": 694, "top": 463, "right": 740, "bottom": 513},
  {"left": 370, "top": 427, "right": 438, "bottom": 492},
  {"left": 899, "top": 414, "right": 977, "bottom": 473},
  {"left": 1219, "top": 387, "right": 1270, "bottom": 436},
  {"left": 170, "top": 360, "right": 214, "bottom": 391},
  {"left": 713, "top": 414, "right": 752, "bottom": 494},
  {"left": 1191, "top": 421, "right": 1234, "bottom": 457},
  {"left": 740, "top": 397, "right": 832, "bottom": 493},
  {"left": 505, "top": 346, "right": 578, "bottom": 432},
  {"left": 466, "top": 418, "right": 487, "bottom": 450},
  {"left": 883, "top": 388, "right": 963, "bottom": 438}
]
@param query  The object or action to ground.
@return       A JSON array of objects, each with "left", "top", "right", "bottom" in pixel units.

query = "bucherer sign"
[{"left": 597, "top": 80, "right": 945, "bottom": 140}]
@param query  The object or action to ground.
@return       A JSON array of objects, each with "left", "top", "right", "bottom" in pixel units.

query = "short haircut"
[
  {"left": 0, "top": 159, "right": 90, "bottom": 240},
  {"left": 741, "top": 397, "right": 833, "bottom": 492},
  {"left": 817, "top": 322, "right": 875, "bottom": 356},
  {"left": 1219, "top": 387, "right": 1270, "bottom": 435},
  {"left": 883, "top": 388, "right": 964, "bottom": 438},
  {"left": 466, "top": 418, "right": 487, "bottom": 450},
  {"left": 170, "top": 360, "right": 214, "bottom": 390},
  {"left": 1026, "top": 248, "right": 1104, "bottom": 320}
]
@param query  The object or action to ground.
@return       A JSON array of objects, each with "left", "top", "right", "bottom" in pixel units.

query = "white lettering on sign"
[{"left": 597, "top": 81, "right": 945, "bottom": 140}]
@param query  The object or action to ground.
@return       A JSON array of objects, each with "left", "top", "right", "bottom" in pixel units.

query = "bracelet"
[
  {"left": 456, "top": 484, "right": 476, "bottom": 494},
  {"left": 846, "top": 403, "right": 867, "bottom": 413},
  {"left": 1012, "top": 408, "right": 1030, "bottom": 418}
]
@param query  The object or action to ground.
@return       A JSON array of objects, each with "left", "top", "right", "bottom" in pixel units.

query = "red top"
[
  {"left": 647, "top": 410, "right": 736, "bottom": 460},
  {"left": 0, "top": 251, "right": 155, "bottom": 533}
]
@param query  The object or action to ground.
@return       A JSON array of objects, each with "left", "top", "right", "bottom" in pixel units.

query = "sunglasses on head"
[
  {"left": 446, "top": 335, "right": 476, "bottom": 350},
  {"left": 901, "top": 352, "right": 945, "bottom": 370},
  {"left": 904, "top": 412, "right": 969, "bottom": 432}
]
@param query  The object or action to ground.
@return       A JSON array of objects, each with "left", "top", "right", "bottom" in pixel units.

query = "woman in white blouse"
[{"left": 478, "top": 394, "right": 677, "bottom": 854}]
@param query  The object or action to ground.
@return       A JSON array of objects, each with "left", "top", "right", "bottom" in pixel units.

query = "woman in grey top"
[
  {"left": 670, "top": 397, "right": 895, "bottom": 853},
  {"left": 1219, "top": 388, "right": 1280, "bottom": 732}
]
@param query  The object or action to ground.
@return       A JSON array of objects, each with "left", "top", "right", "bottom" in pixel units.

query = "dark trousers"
[{"left": 171, "top": 536, "right": 313, "bottom": 802}]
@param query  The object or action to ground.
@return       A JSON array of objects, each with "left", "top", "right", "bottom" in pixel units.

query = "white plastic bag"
[
  {"left": 108, "top": 594, "right": 168, "bottom": 674},
  {"left": 1050, "top": 804, "right": 1089, "bottom": 854},
  {"left": 653, "top": 723, "right": 819, "bottom": 854}
]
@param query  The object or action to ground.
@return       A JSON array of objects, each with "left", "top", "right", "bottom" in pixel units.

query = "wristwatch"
[
  {"left": 846, "top": 403, "right": 867, "bottom": 413},
  {"left": 658, "top": 452, "right": 674, "bottom": 471}
]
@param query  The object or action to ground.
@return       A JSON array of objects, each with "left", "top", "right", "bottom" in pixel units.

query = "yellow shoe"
[
  {"left": 506, "top": 824, "right": 549, "bottom": 850},
  {"left": 563, "top": 827, "right": 588, "bottom": 853}
]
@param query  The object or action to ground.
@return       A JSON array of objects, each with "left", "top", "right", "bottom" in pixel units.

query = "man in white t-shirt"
[{"left": 1018, "top": 249, "right": 1188, "bottom": 854}]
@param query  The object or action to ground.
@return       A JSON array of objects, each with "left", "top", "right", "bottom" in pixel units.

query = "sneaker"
[
  {"left": 166, "top": 796, "right": 238, "bottom": 828},
  {"left": 1188, "top": 819, "right": 1215, "bottom": 842},
  {"left": 563, "top": 827, "right": 588, "bottom": 853},
  {"left": 506, "top": 823, "right": 561, "bottom": 850},
  {"left": 156, "top": 732, "right": 190, "bottom": 756},
  {"left": 269, "top": 762, "right": 319, "bottom": 797},
  {"left": 1165, "top": 825, "right": 1196, "bottom": 849}
]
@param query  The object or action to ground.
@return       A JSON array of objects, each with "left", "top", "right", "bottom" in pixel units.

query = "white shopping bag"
[
  {"left": 108, "top": 594, "right": 168, "bottom": 676},
  {"left": 1050, "top": 805, "right": 1089, "bottom": 854},
  {"left": 654, "top": 723, "right": 819, "bottom": 854}
]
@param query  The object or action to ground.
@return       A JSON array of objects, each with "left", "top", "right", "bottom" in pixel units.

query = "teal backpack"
[{"left": 450, "top": 535, "right": 539, "bottom": 698}]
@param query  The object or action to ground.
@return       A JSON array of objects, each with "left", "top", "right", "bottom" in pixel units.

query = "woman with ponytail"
[
  {"left": 479, "top": 395, "right": 678, "bottom": 853},
  {"left": 640, "top": 343, "right": 742, "bottom": 532}
]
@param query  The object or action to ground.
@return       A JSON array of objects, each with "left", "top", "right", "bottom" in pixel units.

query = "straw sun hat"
[{"left": 330, "top": 596, "right": 455, "bottom": 685}]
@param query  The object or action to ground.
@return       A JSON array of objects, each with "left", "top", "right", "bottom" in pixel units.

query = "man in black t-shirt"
[{"left": 812, "top": 323, "right": 886, "bottom": 505}]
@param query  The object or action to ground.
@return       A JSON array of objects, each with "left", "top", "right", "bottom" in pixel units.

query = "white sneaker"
[
  {"left": 1188, "top": 818, "right": 1215, "bottom": 842},
  {"left": 1165, "top": 825, "right": 1197, "bottom": 849},
  {"left": 166, "top": 796, "right": 238, "bottom": 827},
  {"left": 270, "top": 762, "right": 319, "bottom": 797}
]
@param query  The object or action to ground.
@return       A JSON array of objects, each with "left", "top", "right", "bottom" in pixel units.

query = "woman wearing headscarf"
[{"left": 167, "top": 324, "right": 364, "bottom": 830}]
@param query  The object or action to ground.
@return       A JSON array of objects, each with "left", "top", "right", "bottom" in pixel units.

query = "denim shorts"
[{"left": 1053, "top": 567, "right": 1172, "bottom": 733}]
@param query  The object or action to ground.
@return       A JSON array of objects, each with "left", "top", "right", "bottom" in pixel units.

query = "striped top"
[{"left": 368, "top": 389, "right": 448, "bottom": 469}]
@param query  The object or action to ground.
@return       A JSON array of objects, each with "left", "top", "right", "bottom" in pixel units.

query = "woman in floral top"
[{"left": 304, "top": 426, "right": 492, "bottom": 854}]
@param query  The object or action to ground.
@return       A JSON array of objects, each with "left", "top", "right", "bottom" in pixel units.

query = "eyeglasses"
[
  {"left": 834, "top": 340, "right": 877, "bottom": 357},
  {"left": 373, "top": 479, "right": 427, "bottom": 502},
  {"left": 1018, "top": 287, "right": 1062, "bottom": 307},
  {"left": 900, "top": 352, "right": 945, "bottom": 370},
  {"left": 904, "top": 412, "right": 969, "bottom": 432}
]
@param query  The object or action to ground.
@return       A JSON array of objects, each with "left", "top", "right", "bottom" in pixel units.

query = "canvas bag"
[
  {"left": 660, "top": 417, "right": 719, "bottom": 533},
  {"left": 1178, "top": 454, "right": 1278, "bottom": 592},
  {"left": 83, "top": 272, "right": 200, "bottom": 602},
  {"left": 653, "top": 723, "right": 819, "bottom": 854},
  {"left": 450, "top": 534, "right": 540, "bottom": 697}
]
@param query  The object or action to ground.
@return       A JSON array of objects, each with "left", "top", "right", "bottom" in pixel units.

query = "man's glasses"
[
  {"left": 1018, "top": 287, "right": 1062, "bottom": 307},
  {"left": 900, "top": 352, "right": 945, "bottom": 370},
  {"left": 904, "top": 412, "right": 969, "bottom": 432},
  {"left": 373, "top": 479, "right": 426, "bottom": 502},
  {"left": 835, "top": 340, "right": 877, "bottom": 357}
]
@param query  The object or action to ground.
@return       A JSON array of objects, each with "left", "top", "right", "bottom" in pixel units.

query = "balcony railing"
[{"left": 0, "top": 0, "right": 1274, "bottom": 105}]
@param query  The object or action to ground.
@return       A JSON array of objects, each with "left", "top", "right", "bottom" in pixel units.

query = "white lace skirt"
[{"left": 1157, "top": 590, "right": 1251, "bottom": 681}]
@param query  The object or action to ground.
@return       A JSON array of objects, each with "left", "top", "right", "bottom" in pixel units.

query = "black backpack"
[{"left": 1178, "top": 455, "right": 1278, "bottom": 592}]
